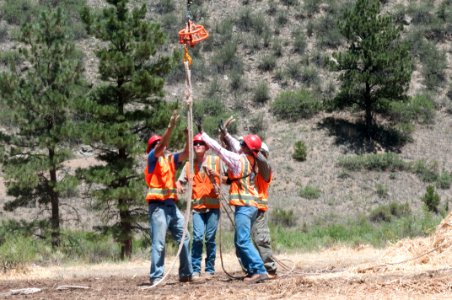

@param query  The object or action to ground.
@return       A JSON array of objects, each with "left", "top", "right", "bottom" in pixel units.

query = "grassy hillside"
[{"left": 0, "top": 0, "right": 451, "bottom": 230}]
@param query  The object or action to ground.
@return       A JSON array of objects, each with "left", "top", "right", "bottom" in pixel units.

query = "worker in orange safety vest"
[{"left": 176, "top": 133, "right": 225, "bottom": 278}]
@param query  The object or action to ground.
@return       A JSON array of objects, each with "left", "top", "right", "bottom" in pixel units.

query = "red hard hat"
[
  {"left": 243, "top": 134, "right": 262, "bottom": 153},
  {"left": 193, "top": 133, "right": 209, "bottom": 150},
  {"left": 146, "top": 135, "right": 162, "bottom": 154}
]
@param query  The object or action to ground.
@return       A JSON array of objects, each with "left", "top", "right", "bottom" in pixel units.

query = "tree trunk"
[
  {"left": 49, "top": 148, "right": 60, "bottom": 248},
  {"left": 364, "top": 82, "right": 373, "bottom": 136},
  {"left": 119, "top": 198, "right": 133, "bottom": 259}
]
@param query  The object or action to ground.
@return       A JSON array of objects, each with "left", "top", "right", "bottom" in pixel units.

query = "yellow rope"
[{"left": 184, "top": 45, "right": 192, "bottom": 66}]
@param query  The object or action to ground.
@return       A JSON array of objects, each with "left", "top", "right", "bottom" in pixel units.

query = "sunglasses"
[
  {"left": 240, "top": 140, "right": 247, "bottom": 148},
  {"left": 193, "top": 142, "right": 206, "bottom": 147}
]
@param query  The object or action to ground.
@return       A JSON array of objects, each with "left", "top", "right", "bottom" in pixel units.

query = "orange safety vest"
[
  {"left": 185, "top": 155, "right": 221, "bottom": 209},
  {"left": 144, "top": 154, "right": 178, "bottom": 202},
  {"left": 227, "top": 155, "right": 259, "bottom": 207},
  {"left": 255, "top": 172, "right": 272, "bottom": 212}
]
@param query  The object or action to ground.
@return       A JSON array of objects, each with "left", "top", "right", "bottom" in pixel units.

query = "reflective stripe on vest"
[
  {"left": 228, "top": 155, "right": 258, "bottom": 207},
  {"left": 187, "top": 155, "right": 220, "bottom": 209},
  {"left": 146, "top": 188, "right": 178, "bottom": 198},
  {"left": 145, "top": 155, "right": 178, "bottom": 202},
  {"left": 255, "top": 172, "right": 272, "bottom": 211}
]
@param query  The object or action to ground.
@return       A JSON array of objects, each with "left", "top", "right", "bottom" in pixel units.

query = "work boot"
[
  {"left": 149, "top": 278, "right": 163, "bottom": 287},
  {"left": 267, "top": 271, "right": 277, "bottom": 280},
  {"left": 243, "top": 273, "right": 269, "bottom": 284},
  {"left": 179, "top": 275, "right": 205, "bottom": 284}
]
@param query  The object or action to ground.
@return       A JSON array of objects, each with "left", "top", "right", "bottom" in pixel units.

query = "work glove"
[
  {"left": 168, "top": 110, "right": 179, "bottom": 129},
  {"left": 218, "top": 120, "right": 227, "bottom": 135},
  {"left": 195, "top": 120, "right": 203, "bottom": 134}
]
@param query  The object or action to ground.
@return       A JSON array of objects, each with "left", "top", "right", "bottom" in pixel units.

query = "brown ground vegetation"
[{"left": 1, "top": 213, "right": 450, "bottom": 299}]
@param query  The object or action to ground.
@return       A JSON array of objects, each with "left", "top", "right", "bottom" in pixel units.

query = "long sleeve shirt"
[
  {"left": 223, "top": 133, "right": 272, "bottom": 182},
  {"left": 201, "top": 132, "right": 243, "bottom": 176}
]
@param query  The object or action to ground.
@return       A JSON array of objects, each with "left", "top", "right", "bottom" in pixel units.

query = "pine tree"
[
  {"left": 332, "top": 0, "right": 412, "bottom": 133},
  {"left": 79, "top": 0, "right": 176, "bottom": 259},
  {"left": 0, "top": 8, "right": 85, "bottom": 247}
]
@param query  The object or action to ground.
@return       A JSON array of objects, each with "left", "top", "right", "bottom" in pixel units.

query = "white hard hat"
[{"left": 261, "top": 142, "right": 269, "bottom": 154}]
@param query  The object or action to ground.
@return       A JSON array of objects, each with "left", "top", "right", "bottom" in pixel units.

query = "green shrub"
[
  {"left": 267, "top": 0, "right": 277, "bottom": 16},
  {"left": 248, "top": 112, "right": 267, "bottom": 139},
  {"left": 369, "top": 202, "right": 411, "bottom": 223},
  {"left": 155, "top": 0, "right": 175, "bottom": 14},
  {"left": 0, "top": 234, "right": 37, "bottom": 272},
  {"left": 407, "top": 2, "right": 435, "bottom": 25},
  {"left": 286, "top": 63, "right": 301, "bottom": 81},
  {"left": 412, "top": 160, "right": 439, "bottom": 183},
  {"left": 253, "top": 81, "right": 270, "bottom": 104},
  {"left": 422, "top": 185, "right": 440, "bottom": 213},
  {"left": 214, "top": 18, "right": 234, "bottom": 46},
  {"left": 59, "top": 231, "right": 119, "bottom": 263},
  {"left": 300, "top": 66, "right": 320, "bottom": 87},
  {"left": 280, "top": 0, "right": 298, "bottom": 7},
  {"left": 160, "top": 12, "right": 180, "bottom": 33},
  {"left": 229, "top": 70, "right": 245, "bottom": 92},
  {"left": 192, "top": 98, "right": 236, "bottom": 136},
  {"left": 273, "top": 68, "right": 286, "bottom": 84},
  {"left": 1, "top": 0, "right": 38, "bottom": 26},
  {"left": 420, "top": 42, "right": 447, "bottom": 90},
  {"left": 387, "top": 94, "right": 435, "bottom": 125},
  {"left": 299, "top": 185, "right": 321, "bottom": 199},
  {"left": 375, "top": 184, "right": 389, "bottom": 198},
  {"left": 292, "top": 140, "right": 307, "bottom": 161},
  {"left": 270, "top": 208, "right": 296, "bottom": 227},
  {"left": 0, "top": 21, "right": 8, "bottom": 43},
  {"left": 0, "top": 50, "right": 22, "bottom": 66},
  {"left": 292, "top": 29, "right": 306, "bottom": 55},
  {"left": 206, "top": 78, "right": 222, "bottom": 97},
  {"left": 212, "top": 40, "right": 242, "bottom": 72},
  {"left": 338, "top": 153, "right": 408, "bottom": 172},
  {"left": 236, "top": 8, "right": 269, "bottom": 36},
  {"left": 436, "top": 171, "right": 452, "bottom": 189},
  {"left": 258, "top": 55, "right": 277, "bottom": 72},
  {"left": 303, "top": 0, "right": 321, "bottom": 16},
  {"left": 314, "top": 14, "right": 343, "bottom": 49},
  {"left": 193, "top": 97, "right": 225, "bottom": 117},
  {"left": 272, "top": 38, "right": 283, "bottom": 57},
  {"left": 276, "top": 11, "right": 288, "bottom": 26},
  {"left": 271, "top": 89, "right": 321, "bottom": 121}
]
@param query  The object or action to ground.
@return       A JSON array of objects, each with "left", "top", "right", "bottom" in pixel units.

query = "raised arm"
[
  {"left": 176, "top": 128, "right": 190, "bottom": 163},
  {"left": 201, "top": 132, "right": 242, "bottom": 176},
  {"left": 255, "top": 151, "right": 271, "bottom": 182},
  {"left": 154, "top": 110, "right": 179, "bottom": 158}
]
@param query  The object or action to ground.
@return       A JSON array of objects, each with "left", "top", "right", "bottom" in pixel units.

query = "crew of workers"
[{"left": 144, "top": 110, "right": 276, "bottom": 285}]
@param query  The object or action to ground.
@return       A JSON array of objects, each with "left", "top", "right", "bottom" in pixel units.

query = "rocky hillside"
[{"left": 0, "top": 0, "right": 451, "bottom": 227}]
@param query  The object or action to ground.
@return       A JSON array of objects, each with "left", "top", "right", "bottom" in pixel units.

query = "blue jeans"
[
  {"left": 191, "top": 209, "right": 219, "bottom": 274},
  {"left": 149, "top": 200, "right": 192, "bottom": 281},
  {"left": 234, "top": 205, "right": 267, "bottom": 275}
]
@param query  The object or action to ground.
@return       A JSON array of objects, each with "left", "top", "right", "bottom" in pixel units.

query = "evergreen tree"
[
  {"left": 331, "top": 0, "right": 412, "bottom": 133},
  {"left": 80, "top": 0, "right": 176, "bottom": 259},
  {"left": 0, "top": 9, "right": 85, "bottom": 247}
]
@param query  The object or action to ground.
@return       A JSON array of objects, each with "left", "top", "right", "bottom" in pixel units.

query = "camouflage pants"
[{"left": 251, "top": 210, "right": 277, "bottom": 274}]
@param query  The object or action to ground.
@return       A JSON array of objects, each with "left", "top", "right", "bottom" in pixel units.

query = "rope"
[
  {"left": 141, "top": 52, "right": 195, "bottom": 291},
  {"left": 216, "top": 185, "right": 293, "bottom": 280}
]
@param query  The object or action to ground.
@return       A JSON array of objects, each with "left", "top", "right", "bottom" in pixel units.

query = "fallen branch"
[
  {"left": 9, "top": 288, "right": 42, "bottom": 295},
  {"left": 56, "top": 285, "right": 90, "bottom": 290}
]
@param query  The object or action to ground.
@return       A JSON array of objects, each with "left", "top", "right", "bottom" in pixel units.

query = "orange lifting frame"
[{"left": 178, "top": 19, "right": 209, "bottom": 47}]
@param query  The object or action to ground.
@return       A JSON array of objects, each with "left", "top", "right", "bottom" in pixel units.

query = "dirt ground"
[
  {"left": 1, "top": 213, "right": 451, "bottom": 299},
  {"left": 0, "top": 246, "right": 451, "bottom": 299}
]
